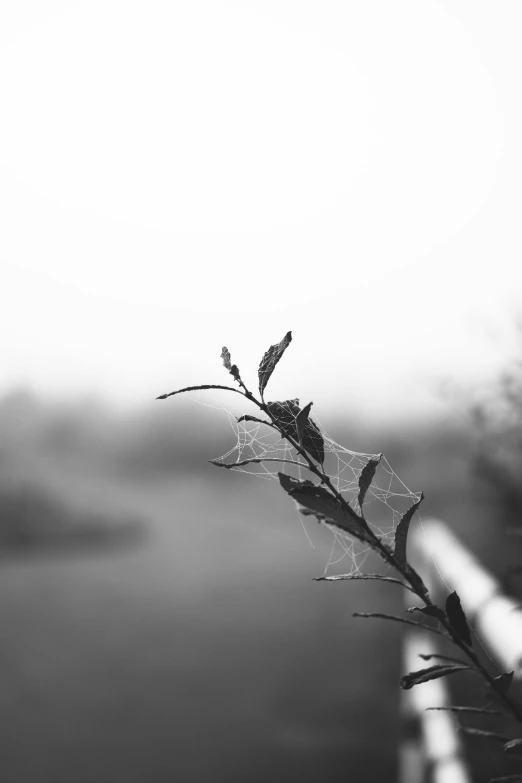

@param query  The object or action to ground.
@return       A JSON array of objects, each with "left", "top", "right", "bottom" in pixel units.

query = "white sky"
[{"left": 1, "top": 1, "right": 521, "bottom": 422}]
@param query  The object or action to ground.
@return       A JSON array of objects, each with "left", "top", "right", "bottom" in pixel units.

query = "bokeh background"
[{"left": 2, "top": 2, "right": 522, "bottom": 781}]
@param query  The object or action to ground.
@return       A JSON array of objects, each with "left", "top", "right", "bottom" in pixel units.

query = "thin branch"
[
  {"left": 314, "top": 574, "right": 416, "bottom": 593},
  {"left": 209, "top": 457, "right": 309, "bottom": 470},
  {"left": 353, "top": 612, "right": 450, "bottom": 639},
  {"left": 419, "top": 652, "right": 469, "bottom": 666},
  {"left": 426, "top": 706, "right": 503, "bottom": 716},
  {"left": 459, "top": 727, "right": 510, "bottom": 742},
  {"left": 156, "top": 384, "right": 245, "bottom": 400}
]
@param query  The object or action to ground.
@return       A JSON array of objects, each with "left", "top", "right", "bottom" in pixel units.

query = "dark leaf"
[
  {"left": 300, "top": 420, "right": 324, "bottom": 464},
  {"left": 268, "top": 400, "right": 324, "bottom": 464},
  {"left": 296, "top": 402, "right": 313, "bottom": 445},
  {"left": 278, "top": 475, "right": 369, "bottom": 541},
  {"left": 494, "top": 671, "right": 514, "bottom": 694},
  {"left": 236, "top": 415, "right": 272, "bottom": 426},
  {"left": 258, "top": 331, "right": 292, "bottom": 396},
  {"left": 267, "top": 399, "right": 300, "bottom": 438},
  {"left": 426, "top": 706, "right": 502, "bottom": 716},
  {"left": 299, "top": 508, "right": 328, "bottom": 524},
  {"left": 446, "top": 591, "right": 472, "bottom": 647},
  {"left": 394, "top": 492, "right": 424, "bottom": 566},
  {"left": 401, "top": 663, "right": 471, "bottom": 690},
  {"left": 407, "top": 605, "right": 445, "bottom": 620},
  {"left": 504, "top": 739, "right": 522, "bottom": 754},
  {"left": 278, "top": 473, "right": 314, "bottom": 493},
  {"left": 358, "top": 455, "right": 381, "bottom": 509}
]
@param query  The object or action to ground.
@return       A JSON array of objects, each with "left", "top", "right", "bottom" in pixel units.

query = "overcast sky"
[{"left": 1, "top": 1, "right": 521, "bottom": 422}]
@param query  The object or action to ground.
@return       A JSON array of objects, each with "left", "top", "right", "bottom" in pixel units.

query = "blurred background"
[{"left": 1, "top": 1, "right": 522, "bottom": 781}]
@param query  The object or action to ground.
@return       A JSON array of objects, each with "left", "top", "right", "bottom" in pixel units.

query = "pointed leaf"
[
  {"left": 278, "top": 473, "right": 314, "bottom": 494},
  {"left": 489, "top": 776, "right": 522, "bottom": 783},
  {"left": 446, "top": 591, "right": 472, "bottom": 647},
  {"left": 258, "top": 331, "right": 292, "bottom": 395},
  {"left": 407, "top": 605, "right": 445, "bottom": 620},
  {"left": 236, "top": 415, "right": 272, "bottom": 426},
  {"left": 400, "top": 663, "right": 471, "bottom": 690},
  {"left": 266, "top": 399, "right": 300, "bottom": 435},
  {"left": 494, "top": 671, "right": 514, "bottom": 694},
  {"left": 314, "top": 574, "right": 413, "bottom": 590},
  {"left": 301, "top": 418, "right": 324, "bottom": 464},
  {"left": 296, "top": 402, "right": 313, "bottom": 445},
  {"left": 426, "top": 706, "right": 502, "bottom": 716},
  {"left": 461, "top": 727, "right": 509, "bottom": 742},
  {"left": 358, "top": 455, "right": 381, "bottom": 509},
  {"left": 278, "top": 474, "right": 370, "bottom": 541},
  {"left": 157, "top": 384, "right": 243, "bottom": 400},
  {"left": 299, "top": 508, "right": 328, "bottom": 524},
  {"left": 221, "top": 347, "right": 232, "bottom": 371},
  {"left": 220, "top": 347, "right": 240, "bottom": 381},
  {"left": 394, "top": 492, "right": 424, "bottom": 566},
  {"left": 268, "top": 400, "right": 324, "bottom": 464},
  {"left": 419, "top": 653, "right": 469, "bottom": 665},
  {"left": 353, "top": 612, "right": 449, "bottom": 638},
  {"left": 504, "top": 739, "right": 522, "bottom": 754}
]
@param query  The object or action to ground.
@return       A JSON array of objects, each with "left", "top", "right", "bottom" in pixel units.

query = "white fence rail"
[
  {"left": 399, "top": 518, "right": 522, "bottom": 783},
  {"left": 412, "top": 519, "right": 522, "bottom": 680}
]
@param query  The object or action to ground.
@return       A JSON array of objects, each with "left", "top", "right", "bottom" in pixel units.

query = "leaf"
[
  {"left": 296, "top": 402, "right": 313, "bottom": 445},
  {"left": 446, "top": 591, "right": 472, "bottom": 647},
  {"left": 358, "top": 455, "right": 381, "bottom": 509},
  {"left": 504, "top": 739, "right": 522, "bottom": 754},
  {"left": 278, "top": 475, "right": 370, "bottom": 541},
  {"left": 258, "top": 331, "right": 292, "bottom": 396},
  {"left": 419, "top": 653, "right": 469, "bottom": 666},
  {"left": 299, "top": 508, "right": 328, "bottom": 524},
  {"left": 393, "top": 492, "right": 424, "bottom": 566},
  {"left": 278, "top": 473, "right": 314, "bottom": 493},
  {"left": 236, "top": 415, "right": 272, "bottom": 426},
  {"left": 267, "top": 400, "right": 300, "bottom": 438},
  {"left": 156, "top": 384, "right": 243, "bottom": 400},
  {"left": 221, "top": 347, "right": 232, "bottom": 370},
  {"left": 353, "top": 612, "right": 449, "bottom": 638},
  {"left": 461, "top": 727, "right": 509, "bottom": 742},
  {"left": 220, "top": 346, "right": 240, "bottom": 381},
  {"left": 314, "top": 574, "right": 414, "bottom": 591},
  {"left": 489, "top": 776, "right": 522, "bottom": 783},
  {"left": 494, "top": 671, "right": 514, "bottom": 694},
  {"left": 407, "top": 605, "right": 445, "bottom": 620},
  {"left": 268, "top": 400, "right": 325, "bottom": 464},
  {"left": 400, "top": 663, "right": 471, "bottom": 690},
  {"left": 426, "top": 706, "right": 502, "bottom": 716}
]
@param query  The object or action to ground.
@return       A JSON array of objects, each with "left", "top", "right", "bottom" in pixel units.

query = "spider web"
[{"left": 190, "top": 395, "right": 422, "bottom": 578}]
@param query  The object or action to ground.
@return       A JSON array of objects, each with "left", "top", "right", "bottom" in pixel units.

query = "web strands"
[{"left": 212, "top": 398, "right": 422, "bottom": 577}]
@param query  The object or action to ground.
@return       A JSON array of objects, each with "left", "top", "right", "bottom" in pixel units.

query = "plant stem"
[{"left": 235, "top": 377, "right": 522, "bottom": 725}]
